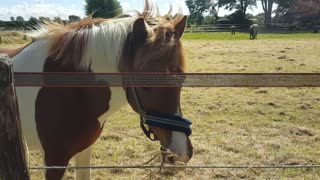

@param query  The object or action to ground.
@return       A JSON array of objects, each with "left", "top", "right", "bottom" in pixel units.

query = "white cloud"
[
  {"left": 0, "top": 0, "right": 84, "bottom": 21},
  {"left": 0, "top": 0, "right": 193, "bottom": 21}
]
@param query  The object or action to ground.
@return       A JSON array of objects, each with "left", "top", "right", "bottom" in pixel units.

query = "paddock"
[{"left": 1, "top": 33, "right": 320, "bottom": 179}]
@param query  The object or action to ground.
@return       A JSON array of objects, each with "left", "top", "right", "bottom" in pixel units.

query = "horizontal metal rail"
[
  {"left": 28, "top": 164, "right": 320, "bottom": 170},
  {"left": 12, "top": 73, "right": 320, "bottom": 87}
]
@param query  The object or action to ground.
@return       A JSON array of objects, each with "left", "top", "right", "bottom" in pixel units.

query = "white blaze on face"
[{"left": 168, "top": 109, "right": 190, "bottom": 163}]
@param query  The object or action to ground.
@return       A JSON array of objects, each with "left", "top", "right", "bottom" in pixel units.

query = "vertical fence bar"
[{"left": 0, "top": 54, "right": 29, "bottom": 180}]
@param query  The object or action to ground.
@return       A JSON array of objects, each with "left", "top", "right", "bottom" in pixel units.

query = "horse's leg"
[
  {"left": 74, "top": 146, "right": 93, "bottom": 180},
  {"left": 44, "top": 151, "right": 72, "bottom": 180}
]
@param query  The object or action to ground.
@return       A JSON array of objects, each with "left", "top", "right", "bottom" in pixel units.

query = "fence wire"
[
  {"left": 28, "top": 164, "right": 320, "bottom": 170},
  {"left": 13, "top": 73, "right": 320, "bottom": 87}
]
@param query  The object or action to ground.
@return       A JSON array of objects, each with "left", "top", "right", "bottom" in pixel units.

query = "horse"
[
  {"left": 230, "top": 25, "right": 236, "bottom": 35},
  {"left": 1, "top": 1, "right": 193, "bottom": 179},
  {"left": 249, "top": 24, "right": 259, "bottom": 39}
]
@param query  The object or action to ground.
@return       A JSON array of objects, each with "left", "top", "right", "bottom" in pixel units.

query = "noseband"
[{"left": 127, "top": 87, "right": 192, "bottom": 141}]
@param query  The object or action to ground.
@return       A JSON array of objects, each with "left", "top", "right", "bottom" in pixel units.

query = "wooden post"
[
  {"left": 23, "top": 34, "right": 27, "bottom": 41},
  {"left": 0, "top": 54, "right": 29, "bottom": 180}
]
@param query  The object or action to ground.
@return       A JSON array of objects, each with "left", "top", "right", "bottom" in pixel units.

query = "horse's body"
[
  {"left": 230, "top": 26, "right": 236, "bottom": 35},
  {"left": 8, "top": 1, "right": 193, "bottom": 179},
  {"left": 13, "top": 40, "right": 126, "bottom": 179},
  {"left": 250, "top": 24, "right": 259, "bottom": 39},
  {"left": 13, "top": 22, "right": 130, "bottom": 180}
]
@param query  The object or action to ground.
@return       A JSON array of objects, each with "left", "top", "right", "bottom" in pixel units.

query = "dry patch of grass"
[
  {"left": 183, "top": 39, "right": 320, "bottom": 73},
  {"left": 24, "top": 37, "right": 320, "bottom": 179},
  {"left": 0, "top": 31, "right": 30, "bottom": 45}
]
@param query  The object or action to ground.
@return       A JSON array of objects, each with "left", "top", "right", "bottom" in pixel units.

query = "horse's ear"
[
  {"left": 174, "top": 16, "right": 188, "bottom": 39},
  {"left": 132, "top": 17, "right": 148, "bottom": 44}
]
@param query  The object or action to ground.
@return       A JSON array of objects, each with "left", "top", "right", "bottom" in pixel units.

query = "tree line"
[
  {"left": 1, "top": 0, "right": 319, "bottom": 30},
  {"left": 0, "top": 15, "right": 82, "bottom": 30},
  {"left": 0, "top": 0, "right": 122, "bottom": 30},
  {"left": 186, "top": 0, "right": 320, "bottom": 27}
]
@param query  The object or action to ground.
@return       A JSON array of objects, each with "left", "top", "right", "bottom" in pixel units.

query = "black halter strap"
[
  {"left": 127, "top": 86, "right": 192, "bottom": 141},
  {"left": 129, "top": 87, "right": 159, "bottom": 140}
]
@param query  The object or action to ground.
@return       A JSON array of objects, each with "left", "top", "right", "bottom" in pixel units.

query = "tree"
[
  {"left": 16, "top": 16, "right": 25, "bottom": 27},
  {"left": 85, "top": 0, "right": 122, "bottom": 18},
  {"left": 39, "top": 16, "right": 51, "bottom": 22},
  {"left": 226, "top": 10, "right": 254, "bottom": 24},
  {"left": 218, "top": 0, "right": 256, "bottom": 24},
  {"left": 68, "top": 15, "right": 81, "bottom": 22},
  {"left": 260, "top": 0, "right": 300, "bottom": 27},
  {"left": 29, "top": 17, "right": 39, "bottom": 24},
  {"left": 275, "top": 0, "right": 320, "bottom": 25},
  {"left": 53, "top": 17, "right": 62, "bottom": 23},
  {"left": 186, "top": 0, "right": 217, "bottom": 24},
  {"left": 10, "top": 17, "right": 15, "bottom": 21},
  {"left": 274, "top": 0, "right": 296, "bottom": 17},
  {"left": 252, "top": 12, "right": 265, "bottom": 25},
  {"left": 260, "top": 0, "right": 274, "bottom": 27},
  {"left": 16, "top": 16, "right": 24, "bottom": 22},
  {"left": 203, "top": 15, "right": 217, "bottom": 25}
]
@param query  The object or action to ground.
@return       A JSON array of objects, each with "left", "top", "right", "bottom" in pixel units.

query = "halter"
[{"left": 128, "top": 87, "right": 192, "bottom": 141}]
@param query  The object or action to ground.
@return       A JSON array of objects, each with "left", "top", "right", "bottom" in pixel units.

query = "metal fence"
[{"left": 185, "top": 24, "right": 320, "bottom": 33}]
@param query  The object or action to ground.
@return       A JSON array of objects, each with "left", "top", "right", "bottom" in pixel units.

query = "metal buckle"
[{"left": 140, "top": 116, "right": 159, "bottom": 141}]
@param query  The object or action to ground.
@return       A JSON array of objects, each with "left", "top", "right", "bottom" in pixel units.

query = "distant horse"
[
  {"left": 250, "top": 24, "right": 259, "bottom": 39},
  {"left": 0, "top": 1, "right": 193, "bottom": 179},
  {"left": 230, "top": 26, "right": 236, "bottom": 35}
]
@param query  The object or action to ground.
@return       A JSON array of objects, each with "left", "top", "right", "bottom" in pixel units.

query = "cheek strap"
[{"left": 140, "top": 117, "right": 159, "bottom": 141}]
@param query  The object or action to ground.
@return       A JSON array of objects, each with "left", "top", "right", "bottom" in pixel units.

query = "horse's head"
[{"left": 121, "top": 14, "right": 193, "bottom": 165}]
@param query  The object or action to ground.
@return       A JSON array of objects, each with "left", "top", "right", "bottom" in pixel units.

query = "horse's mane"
[
  {"left": 29, "top": 0, "right": 185, "bottom": 71},
  {"left": 32, "top": 0, "right": 183, "bottom": 39}
]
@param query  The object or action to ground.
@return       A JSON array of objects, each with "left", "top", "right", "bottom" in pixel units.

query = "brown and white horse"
[{"left": 3, "top": 1, "right": 193, "bottom": 179}]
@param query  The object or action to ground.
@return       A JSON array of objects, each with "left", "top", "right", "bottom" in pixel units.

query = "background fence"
[{"left": 185, "top": 24, "right": 320, "bottom": 33}]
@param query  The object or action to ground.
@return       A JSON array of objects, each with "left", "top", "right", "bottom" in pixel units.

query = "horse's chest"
[
  {"left": 35, "top": 87, "right": 111, "bottom": 152},
  {"left": 18, "top": 86, "right": 127, "bottom": 151}
]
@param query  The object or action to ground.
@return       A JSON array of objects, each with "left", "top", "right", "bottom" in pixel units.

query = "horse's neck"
[
  {"left": 13, "top": 40, "right": 50, "bottom": 72},
  {"left": 13, "top": 39, "right": 129, "bottom": 120}
]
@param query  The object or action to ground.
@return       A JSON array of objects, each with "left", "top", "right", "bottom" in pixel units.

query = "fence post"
[
  {"left": 23, "top": 34, "right": 27, "bottom": 41},
  {"left": 0, "top": 54, "right": 29, "bottom": 180}
]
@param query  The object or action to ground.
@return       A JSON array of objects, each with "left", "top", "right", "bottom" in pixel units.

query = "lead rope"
[{"left": 140, "top": 145, "right": 180, "bottom": 174}]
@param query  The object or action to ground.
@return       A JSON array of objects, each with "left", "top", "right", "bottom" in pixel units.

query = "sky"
[{"left": 0, "top": 0, "right": 264, "bottom": 21}]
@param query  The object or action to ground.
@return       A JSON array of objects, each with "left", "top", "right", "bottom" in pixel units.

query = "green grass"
[{"left": 182, "top": 32, "right": 320, "bottom": 40}]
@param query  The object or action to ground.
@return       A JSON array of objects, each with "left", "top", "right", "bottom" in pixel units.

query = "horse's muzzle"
[{"left": 161, "top": 146, "right": 190, "bottom": 165}]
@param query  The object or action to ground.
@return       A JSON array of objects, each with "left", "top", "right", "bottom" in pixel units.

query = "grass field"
[
  {"left": 1, "top": 32, "right": 320, "bottom": 179},
  {"left": 0, "top": 31, "right": 30, "bottom": 45}
]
